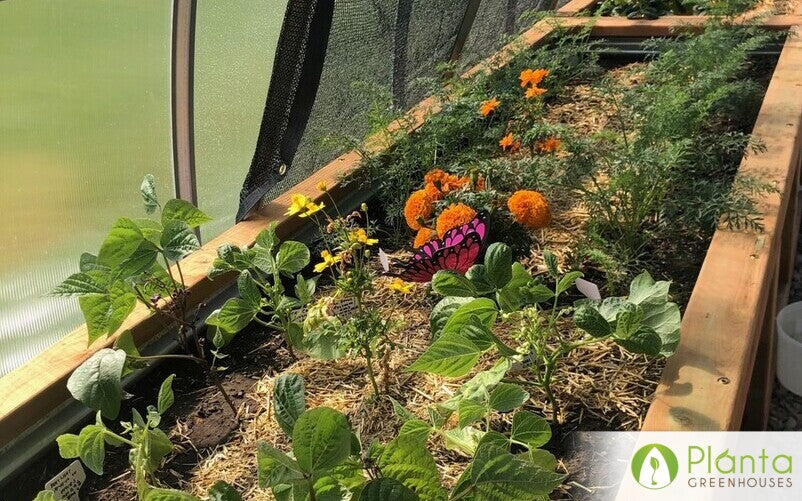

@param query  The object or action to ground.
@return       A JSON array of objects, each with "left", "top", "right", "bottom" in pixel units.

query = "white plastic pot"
[{"left": 776, "top": 301, "right": 802, "bottom": 396}]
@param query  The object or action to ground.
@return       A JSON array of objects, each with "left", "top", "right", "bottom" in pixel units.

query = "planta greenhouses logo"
[{"left": 631, "top": 444, "right": 679, "bottom": 489}]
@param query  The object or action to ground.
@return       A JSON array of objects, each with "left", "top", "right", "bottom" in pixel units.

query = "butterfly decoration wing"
[
  {"left": 397, "top": 215, "right": 487, "bottom": 283},
  {"left": 412, "top": 217, "right": 488, "bottom": 261},
  {"left": 399, "top": 233, "right": 483, "bottom": 282}
]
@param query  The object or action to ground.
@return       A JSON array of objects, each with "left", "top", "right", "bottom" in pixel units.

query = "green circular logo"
[{"left": 630, "top": 443, "right": 679, "bottom": 489}]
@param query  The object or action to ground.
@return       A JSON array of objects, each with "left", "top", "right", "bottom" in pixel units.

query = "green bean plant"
[
  {"left": 259, "top": 374, "right": 564, "bottom": 500},
  {"left": 205, "top": 221, "right": 315, "bottom": 361},
  {"left": 410, "top": 243, "right": 681, "bottom": 423},
  {"left": 51, "top": 175, "right": 237, "bottom": 418}
]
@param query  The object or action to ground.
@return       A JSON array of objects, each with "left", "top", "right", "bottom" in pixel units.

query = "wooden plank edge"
[
  {"left": 642, "top": 26, "right": 802, "bottom": 431},
  {"left": 0, "top": 19, "right": 563, "bottom": 450},
  {"left": 579, "top": 15, "right": 802, "bottom": 37},
  {"left": 556, "top": 0, "right": 598, "bottom": 16}
]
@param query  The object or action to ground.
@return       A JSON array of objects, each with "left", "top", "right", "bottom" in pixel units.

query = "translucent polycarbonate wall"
[
  {"left": 0, "top": 1, "right": 174, "bottom": 375},
  {"left": 194, "top": 0, "right": 288, "bottom": 240}
]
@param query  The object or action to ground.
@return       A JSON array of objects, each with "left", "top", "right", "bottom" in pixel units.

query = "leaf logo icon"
[{"left": 631, "top": 444, "right": 679, "bottom": 489}]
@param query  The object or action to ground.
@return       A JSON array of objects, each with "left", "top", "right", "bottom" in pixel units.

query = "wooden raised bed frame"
[{"left": 1, "top": 6, "right": 801, "bottom": 455}]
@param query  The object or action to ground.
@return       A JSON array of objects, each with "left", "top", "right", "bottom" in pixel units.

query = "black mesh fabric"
[{"left": 237, "top": 0, "right": 555, "bottom": 221}]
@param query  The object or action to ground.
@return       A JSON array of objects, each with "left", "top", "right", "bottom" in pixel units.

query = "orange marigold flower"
[
  {"left": 525, "top": 86, "right": 547, "bottom": 99},
  {"left": 413, "top": 227, "right": 437, "bottom": 248},
  {"left": 507, "top": 190, "right": 551, "bottom": 229},
  {"left": 404, "top": 189, "right": 434, "bottom": 230},
  {"left": 499, "top": 133, "right": 516, "bottom": 151},
  {"left": 436, "top": 203, "right": 477, "bottom": 238},
  {"left": 520, "top": 68, "right": 550, "bottom": 88},
  {"left": 424, "top": 168, "right": 449, "bottom": 186},
  {"left": 536, "top": 137, "right": 562, "bottom": 153},
  {"left": 479, "top": 97, "right": 500, "bottom": 117},
  {"left": 424, "top": 182, "right": 443, "bottom": 200}
]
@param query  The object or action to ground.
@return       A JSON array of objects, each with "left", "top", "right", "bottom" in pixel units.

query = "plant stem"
[{"left": 363, "top": 348, "right": 380, "bottom": 397}]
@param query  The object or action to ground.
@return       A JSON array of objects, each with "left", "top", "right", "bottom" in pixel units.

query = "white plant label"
[
  {"left": 378, "top": 248, "right": 390, "bottom": 272},
  {"left": 290, "top": 297, "right": 359, "bottom": 323},
  {"left": 575, "top": 277, "right": 602, "bottom": 300},
  {"left": 45, "top": 460, "right": 85, "bottom": 501}
]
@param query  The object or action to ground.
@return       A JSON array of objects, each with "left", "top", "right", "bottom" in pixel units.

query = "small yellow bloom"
[
  {"left": 299, "top": 200, "right": 325, "bottom": 218},
  {"left": 286, "top": 194, "right": 310, "bottom": 216},
  {"left": 388, "top": 278, "right": 413, "bottom": 294},
  {"left": 348, "top": 228, "right": 378, "bottom": 246},
  {"left": 316, "top": 180, "right": 328, "bottom": 192},
  {"left": 313, "top": 250, "right": 341, "bottom": 273}
]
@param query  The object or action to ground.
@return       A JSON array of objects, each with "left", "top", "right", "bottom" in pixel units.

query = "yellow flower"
[
  {"left": 316, "top": 180, "right": 328, "bottom": 192},
  {"left": 348, "top": 228, "right": 378, "bottom": 246},
  {"left": 286, "top": 193, "right": 325, "bottom": 217},
  {"left": 286, "top": 194, "right": 310, "bottom": 216},
  {"left": 388, "top": 278, "right": 414, "bottom": 294},
  {"left": 299, "top": 200, "right": 325, "bottom": 218},
  {"left": 313, "top": 250, "right": 342, "bottom": 273}
]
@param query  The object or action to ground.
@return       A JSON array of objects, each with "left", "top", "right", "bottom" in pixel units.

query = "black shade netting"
[{"left": 238, "top": 0, "right": 562, "bottom": 221}]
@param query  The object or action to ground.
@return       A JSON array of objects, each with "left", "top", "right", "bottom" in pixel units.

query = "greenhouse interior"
[{"left": 3, "top": 0, "right": 802, "bottom": 500}]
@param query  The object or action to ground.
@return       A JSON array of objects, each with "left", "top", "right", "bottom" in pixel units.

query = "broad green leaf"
[
  {"left": 510, "top": 411, "right": 551, "bottom": 449},
  {"left": 407, "top": 330, "right": 483, "bottom": 377},
  {"left": 67, "top": 348, "right": 126, "bottom": 419},
  {"left": 50, "top": 272, "right": 106, "bottom": 296},
  {"left": 32, "top": 491, "right": 58, "bottom": 501},
  {"left": 257, "top": 442, "right": 305, "bottom": 488},
  {"left": 56, "top": 433, "right": 80, "bottom": 458},
  {"left": 79, "top": 281, "right": 137, "bottom": 344},
  {"left": 429, "top": 296, "right": 473, "bottom": 339},
  {"left": 465, "top": 265, "right": 495, "bottom": 295},
  {"left": 359, "top": 478, "right": 419, "bottom": 501},
  {"left": 628, "top": 271, "right": 670, "bottom": 306},
  {"left": 292, "top": 407, "right": 352, "bottom": 473},
  {"left": 398, "top": 419, "right": 433, "bottom": 441},
  {"left": 615, "top": 325, "right": 662, "bottom": 356},
  {"left": 255, "top": 222, "right": 279, "bottom": 251},
  {"left": 77, "top": 424, "right": 106, "bottom": 475},
  {"left": 488, "top": 383, "right": 529, "bottom": 412},
  {"left": 210, "top": 298, "right": 259, "bottom": 334},
  {"left": 377, "top": 435, "right": 446, "bottom": 500},
  {"left": 208, "top": 481, "right": 243, "bottom": 501},
  {"left": 79, "top": 252, "right": 105, "bottom": 272},
  {"left": 161, "top": 220, "right": 200, "bottom": 262},
  {"left": 144, "top": 488, "right": 201, "bottom": 501},
  {"left": 98, "top": 218, "right": 144, "bottom": 268},
  {"left": 141, "top": 174, "right": 159, "bottom": 214},
  {"left": 484, "top": 242, "right": 513, "bottom": 289},
  {"left": 134, "top": 218, "right": 164, "bottom": 245},
  {"left": 543, "top": 251, "right": 559, "bottom": 278},
  {"left": 273, "top": 373, "right": 306, "bottom": 437},
  {"left": 295, "top": 275, "right": 317, "bottom": 304},
  {"left": 641, "top": 301, "right": 681, "bottom": 356},
  {"left": 443, "top": 426, "right": 484, "bottom": 456},
  {"left": 458, "top": 399, "right": 488, "bottom": 428},
  {"left": 521, "top": 283, "right": 554, "bottom": 305},
  {"left": 556, "top": 271, "right": 583, "bottom": 295},
  {"left": 206, "top": 310, "right": 236, "bottom": 348},
  {"left": 117, "top": 240, "right": 159, "bottom": 278},
  {"left": 237, "top": 270, "right": 262, "bottom": 308},
  {"left": 496, "top": 262, "right": 533, "bottom": 312},
  {"left": 431, "top": 271, "right": 477, "bottom": 297},
  {"left": 157, "top": 374, "right": 176, "bottom": 414},
  {"left": 459, "top": 316, "right": 495, "bottom": 351},
  {"left": 614, "top": 303, "right": 643, "bottom": 339},
  {"left": 574, "top": 305, "right": 612, "bottom": 338},
  {"left": 144, "top": 428, "right": 174, "bottom": 474},
  {"left": 477, "top": 430, "right": 510, "bottom": 451},
  {"left": 442, "top": 298, "right": 498, "bottom": 335},
  {"left": 495, "top": 287, "right": 520, "bottom": 313},
  {"left": 276, "top": 241, "right": 311, "bottom": 274},
  {"left": 162, "top": 199, "right": 211, "bottom": 228},
  {"left": 470, "top": 445, "right": 564, "bottom": 498},
  {"left": 114, "top": 330, "right": 146, "bottom": 376},
  {"left": 444, "top": 361, "right": 511, "bottom": 410},
  {"left": 313, "top": 476, "right": 346, "bottom": 501},
  {"left": 389, "top": 396, "right": 417, "bottom": 422},
  {"left": 520, "top": 448, "right": 558, "bottom": 471}
]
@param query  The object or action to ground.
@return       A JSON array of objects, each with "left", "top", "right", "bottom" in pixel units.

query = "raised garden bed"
[{"left": 6, "top": 13, "right": 802, "bottom": 501}]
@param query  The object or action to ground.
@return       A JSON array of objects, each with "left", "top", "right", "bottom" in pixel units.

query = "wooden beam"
[
  {"left": 555, "top": 0, "right": 598, "bottom": 16},
  {"left": 0, "top": 17, "right": 560, "bottom": 452},
  {"left": 577, "top": 15, "right": 802, "bottom": 37},
  {"left": 642, "top": 27, "right": 802, "bottom": 431}
]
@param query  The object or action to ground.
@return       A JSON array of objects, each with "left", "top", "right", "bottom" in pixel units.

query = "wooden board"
[
  {"left": 555, "top": 0, "right": 599, "bottom": 16},
  {"left": 642, "top": 26, "right": 802, "bottom": 431},
  {"left": 0, "top": 16, "right": 562, "bottom": 451}
]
